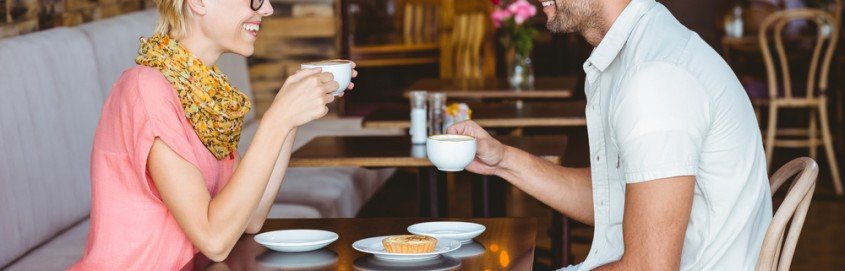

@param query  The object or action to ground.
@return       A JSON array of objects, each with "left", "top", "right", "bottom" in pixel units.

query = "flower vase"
[{"left": 507, "top": 50, "right": 535, "bottom": 89}]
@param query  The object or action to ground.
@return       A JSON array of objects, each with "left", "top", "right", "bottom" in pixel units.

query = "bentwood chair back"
[
  {"left": 758, "top": 8, "right": 842, "bottom": 195},
  {"left": 756, "top": 157, "right": 819, "bottom": 271}
]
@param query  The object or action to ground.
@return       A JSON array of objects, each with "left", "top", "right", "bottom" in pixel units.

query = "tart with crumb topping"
[{"left": 381, "top": 235, "right": 437, "bottom": 253}]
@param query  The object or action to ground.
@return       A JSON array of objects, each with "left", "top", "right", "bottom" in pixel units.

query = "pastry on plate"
[{"left": 382, "top": 235, "right": 437, "bottom": 253}]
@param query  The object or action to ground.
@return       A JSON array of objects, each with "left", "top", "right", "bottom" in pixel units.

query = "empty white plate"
[
  {"left": 352, "top": 236, "right": 462, "bottom": 262},
  {"left": 254, "top": 229, "right": 338, "bottom": 253},
  {"left": 407, "top": 222, "right": 486, "bottom": 244}
]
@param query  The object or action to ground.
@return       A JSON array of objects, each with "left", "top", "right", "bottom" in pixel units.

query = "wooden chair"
[
  {"left": 756, "top": 157, "right": 819, "bottom": 271},
  {"left": 439, "top": 0, "right": 496, "bottom": 81},
  {"left": 347, "top": 0, "right": 442, "bottom": 68},
  {"left": 758, "top": 8, "right": 843, "bottom": 195}
]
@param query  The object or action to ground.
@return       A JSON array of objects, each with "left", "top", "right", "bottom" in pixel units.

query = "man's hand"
[
  {"left": 449, "top": 120, "right": 596, "bottom": 225},
  {"left": 447, "top": 120, "right": 506, "bottom": 175},
  {"left": 596, "top": 176, "right": 695, "bottom": 270}
]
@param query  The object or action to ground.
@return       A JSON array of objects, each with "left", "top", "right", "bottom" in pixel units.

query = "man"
[{"left": 447, "top": 0, "right": 772, "bottom": 270}]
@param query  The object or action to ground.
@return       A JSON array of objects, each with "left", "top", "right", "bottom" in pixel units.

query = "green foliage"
[{"left": 499, "top": 18, "right": 538, "bottom": 57}]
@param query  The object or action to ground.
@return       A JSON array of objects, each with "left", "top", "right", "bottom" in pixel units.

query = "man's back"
[{"left": 581, "top": 0, "right": 773, "bottom": 269}]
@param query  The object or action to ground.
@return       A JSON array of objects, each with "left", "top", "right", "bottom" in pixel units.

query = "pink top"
[{"left": 70, "top": 66, "right": 236, "bottom": 270}]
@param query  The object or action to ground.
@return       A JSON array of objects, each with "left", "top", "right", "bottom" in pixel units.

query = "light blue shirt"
[{"left": 572, "top": 0, "right": 772, "bottom": 270}]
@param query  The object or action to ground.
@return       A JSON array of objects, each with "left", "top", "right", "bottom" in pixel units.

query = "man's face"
[{"left": 539, "top": 0, "right": 600, "bottom": 33}]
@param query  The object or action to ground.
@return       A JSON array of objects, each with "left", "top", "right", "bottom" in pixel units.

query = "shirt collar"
[{"left": 584, "top": 0, "right": 657, "bottom": 73}]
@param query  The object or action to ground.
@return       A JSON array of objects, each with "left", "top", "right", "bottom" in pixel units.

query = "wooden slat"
[
  {"left": 252, "top": 38, "right": 336, "bottom": 59},
  {"left": 260, "top": 17, "right": 337, "bottom": 39},
  {"left": 351, "top": 43, "right": 439, "bottom": 54},
  {"left": 291, "top": 3, "right": 334, "bottom": 17},
  {"left": 353, "top": 57, "right": 439, "bottom": 68}
]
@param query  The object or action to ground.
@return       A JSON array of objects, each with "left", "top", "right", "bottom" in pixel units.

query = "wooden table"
[
  {"left": 181, "top": 217, "right": 537, "bottom": 271},
  {"left": 362, "top": 101, "right": 587, "bottom": 129},
  {"left": 404, "top": 77, "right": 577, "bottom": 100},
  {"left": 289, "top": 135, "right": 568, "bottom": 218},
  {"left": 288, "top": 136, "right": 572, "bottom": 266}
]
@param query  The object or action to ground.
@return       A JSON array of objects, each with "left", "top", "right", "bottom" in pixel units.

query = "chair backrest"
[
  {"left": 756, "top": 157, "right": 819, "bottom": 271},
  {"left": 744, "top": 0, "right": 783, "bottom": 35},
  {"left": 398, "top": 0, "right": 441, "bottom": 45},
  {"left": 439, "top": 0, "right": 495, "bottom": 80},
  {"left": 759, "top": 8, "right": 839, "bottom": 100}
]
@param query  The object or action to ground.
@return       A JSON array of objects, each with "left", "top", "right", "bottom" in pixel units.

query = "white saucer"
[
  {"left": 407, "top": 222, "right": 486, "bottom": 244},
  {"left": 254, "top": 229, "right": 338, "bottom": 253},
  {"left": 352, "top": 236, "right": 462, "bottom": 262}
]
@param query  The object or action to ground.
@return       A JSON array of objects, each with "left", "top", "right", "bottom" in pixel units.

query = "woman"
[{"left": 69, "top": 0, "right": 352, "bottom": 268}]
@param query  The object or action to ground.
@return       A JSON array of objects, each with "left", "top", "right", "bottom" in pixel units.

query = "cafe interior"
[{"left": 2, "top": 0, "right": 845, "bottom": 270}]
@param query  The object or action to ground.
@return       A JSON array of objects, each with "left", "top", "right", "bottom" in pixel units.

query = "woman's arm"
[
  {"left": 147, "top": 69, "right": 337, "bottom": 262},
  {"left": 244, "top": 127, "right": 297, "bottom": 233},
  {"left": 241, "top": 61, "right": 357, "bottom": 233},
  {"left": 148, "top": 124, "right": 290, "bottom": 262}
]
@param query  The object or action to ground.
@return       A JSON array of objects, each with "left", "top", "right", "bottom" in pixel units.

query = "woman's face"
[{"left": 199, "top": 0, "right": 273, "bottom": 56}]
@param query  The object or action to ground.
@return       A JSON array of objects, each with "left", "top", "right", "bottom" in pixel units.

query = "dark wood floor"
[{"left": 357, "top": 129, "right": 845, "bottom": 270}]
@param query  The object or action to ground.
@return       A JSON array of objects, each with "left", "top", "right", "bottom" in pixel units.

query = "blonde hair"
[{"left": 154, "top": 0, "right": 192, "bottom": 38}]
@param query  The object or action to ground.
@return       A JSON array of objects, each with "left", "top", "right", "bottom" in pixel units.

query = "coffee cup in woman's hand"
[
  {"left": 301, "top": 60, "right": 352, "bottom": 96},
  {"left": 265, "top": 68, "right": 338, "bottom": 130}
]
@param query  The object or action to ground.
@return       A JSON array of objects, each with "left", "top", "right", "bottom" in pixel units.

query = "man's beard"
[{"left": 545, "top": 0, "right": 598, "bottom": 34}]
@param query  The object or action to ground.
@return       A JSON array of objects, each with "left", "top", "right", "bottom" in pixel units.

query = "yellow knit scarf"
[{"left": 136, "top": 34, "right": 251, "bottom": 160}]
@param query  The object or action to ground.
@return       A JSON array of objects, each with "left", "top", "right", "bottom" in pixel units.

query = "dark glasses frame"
[{"left": 250, "top": 0, "right": 264, "bottom": 11}]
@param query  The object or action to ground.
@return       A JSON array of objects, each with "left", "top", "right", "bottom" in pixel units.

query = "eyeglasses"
[{"left": 250, "top": 0, "right": 264, "bottom": 11}]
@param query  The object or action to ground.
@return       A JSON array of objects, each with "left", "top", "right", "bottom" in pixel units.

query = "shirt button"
[{"left": 596, "top": 155, "right": 601, "bottom": 161}]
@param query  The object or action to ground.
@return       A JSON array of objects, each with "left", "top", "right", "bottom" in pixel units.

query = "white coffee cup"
[
  {"left": 300, "top": 60, "right": 352, "bottom": 96},
  {"left": 426, "top": 134, "right": 477, "bottom": 172}
]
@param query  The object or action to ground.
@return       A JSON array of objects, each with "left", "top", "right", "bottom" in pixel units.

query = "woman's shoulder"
[
  {"left": 110, "top": 65, "right": 179, "bottom": 105},
  {"left": 115, "top": 65, "right": 172, "bottom": 94}
]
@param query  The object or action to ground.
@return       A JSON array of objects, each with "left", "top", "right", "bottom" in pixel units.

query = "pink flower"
[
  {"left": 490, "top": 0, "right": 501, "bottom": 5},
  {"left": 507, "top": 0, "right": 537, "bottom": 25},
  {"left": 491, "top": 8, "right": 512, "bottom": 28}
]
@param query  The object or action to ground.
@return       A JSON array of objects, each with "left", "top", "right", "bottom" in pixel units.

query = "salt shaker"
[
  {"left": 428, "top": 93, "right": 447, "bottom": 135},
  {"left": 409, "top": 91, "right": 428, "bottom": 144}
]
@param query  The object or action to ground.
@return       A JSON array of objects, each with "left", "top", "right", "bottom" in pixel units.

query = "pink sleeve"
[{"left": 123, "top": 67, "right": 199, "bottom": 198}]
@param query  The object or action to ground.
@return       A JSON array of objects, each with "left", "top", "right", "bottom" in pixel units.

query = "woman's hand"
[
  {"left": 336, "top": 60, "right": 357, "bottom": 97},
  {"left": 263, "top": 68, "right": 338, "bottom": 131}
]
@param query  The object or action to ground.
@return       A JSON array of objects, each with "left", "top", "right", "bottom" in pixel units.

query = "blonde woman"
[{"left": 69, "top": 0, "right": 353, "bottom": 269}]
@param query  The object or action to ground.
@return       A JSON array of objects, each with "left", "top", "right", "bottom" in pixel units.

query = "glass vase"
[{"left": 507, "top": 50, "right": 535, "bottom": 89}]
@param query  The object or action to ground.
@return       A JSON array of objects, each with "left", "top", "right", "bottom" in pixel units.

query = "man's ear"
[{"left": 186, "top": 0, "right": 208, "bottom": 16}]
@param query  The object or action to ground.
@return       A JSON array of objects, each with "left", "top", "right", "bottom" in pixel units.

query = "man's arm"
[
  {"left": 447, "top": 121, "right": 596, "bottom": 225},
  {"left": 496, "top": 146, "right": 595, "bottom": 225},
  {"left": 595, "top": 176, "right": 695, "bottom": 270}
]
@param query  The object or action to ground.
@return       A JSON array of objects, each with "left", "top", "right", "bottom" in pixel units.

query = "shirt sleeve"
[
  {"left": 610, "top": 62, "right": 710, "bottom": 183},
  {"left": 127, "top": 67, "right": 199, "bottom": 194}
]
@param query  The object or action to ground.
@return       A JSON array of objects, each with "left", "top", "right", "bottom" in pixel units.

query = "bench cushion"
[
  {"left": 77, "top": 9, "right": 157, "bottom": 101},
  {"left": 0, "top": 27, "right": 102, "bottom": 268},
  {"left": 78, "top": 9, "right": 255, "bottom": 122}
]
